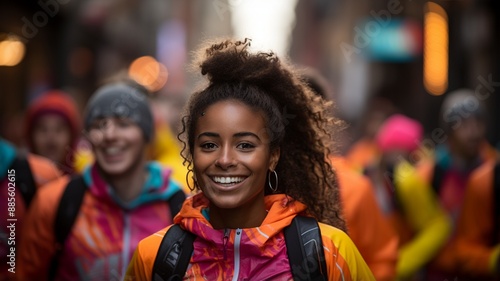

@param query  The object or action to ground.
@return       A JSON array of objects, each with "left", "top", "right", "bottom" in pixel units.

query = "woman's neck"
[
  {"left": 208, "top": 194, "right": 268, "bottom": 229},
  {"left": 101, "top": 157, "right": 148, "bottom": 203}
]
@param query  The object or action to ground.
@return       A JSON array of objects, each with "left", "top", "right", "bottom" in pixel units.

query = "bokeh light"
[
  {"left": 128, "top": 56, "right": 169, "bottom": 92},
  {"left": 0, "top": 35, "right": 25, "bottom": 67},
  {"left": 424, "top": 2, "right": 448, "bottom": 96},
  {"left": 230, "top": 0, "right": 298, "bottom": 56}
]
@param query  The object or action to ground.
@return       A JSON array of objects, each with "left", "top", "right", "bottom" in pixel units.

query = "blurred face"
[
  {"left": 193, "top": 100, "right": 280, "bottom": 211},
  {"left": 450, "top": 117, "right": 486, "bottom": 160},
  {"left": 32, "top": 113, "right": 72, "bottom": 164},
  {"left": 87, "top": 117, "right": 147, "bottom": 176}
]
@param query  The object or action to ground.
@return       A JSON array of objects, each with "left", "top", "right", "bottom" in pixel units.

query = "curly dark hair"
[{"left": 178, "top": 39, "right": 346, "bottom": 231}]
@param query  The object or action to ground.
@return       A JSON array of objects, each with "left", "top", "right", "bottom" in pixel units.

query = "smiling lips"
[
  {"left": 212, "top": 176, "right": 246, "bottom": 185},
  {"left": 101, "top": 146, "right": 124, "bottom": 162},
  {"left": 104, "top": 147, "right": 122, "bottom": 155}
]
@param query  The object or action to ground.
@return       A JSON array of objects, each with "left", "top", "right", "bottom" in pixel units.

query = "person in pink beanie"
[
  {"left": 376, "top": 114, "right": 423, "bottom": 154},
  {"left": 364, "top": 114, "right": 452, "bottom": 281}
]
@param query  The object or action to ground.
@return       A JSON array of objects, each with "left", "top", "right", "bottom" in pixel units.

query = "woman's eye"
[
  {"left": 201, "top": 143, "right": 217, "bottom": 150},
  {"left": 237, "top": 143, "right": 255, "bottom": 150}
]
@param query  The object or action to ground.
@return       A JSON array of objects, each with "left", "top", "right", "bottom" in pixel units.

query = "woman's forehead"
[{"left": 196, "top": 101, "right": 268, "bottom": 135}]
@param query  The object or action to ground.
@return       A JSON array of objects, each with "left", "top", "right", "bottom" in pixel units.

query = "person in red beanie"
[
  {"left": 363, "top": 114, "right": 452, "bottom": 280},
  {"left": 25, "top": 90, "right": 82, "bottom": 174}
]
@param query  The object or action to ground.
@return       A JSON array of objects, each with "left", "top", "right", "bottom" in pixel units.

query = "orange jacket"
[
  {"left": 125, "top": 193, "right": 375, "bottom": 281},
  {"left": 332, "top": 157, "right": 398, "bottom": 281},
  {"left": 455, "top": 160, "right": 500, "bottom": 277},
  {"left": 344, "top": 138, "right": 380, "bottom": 172}
]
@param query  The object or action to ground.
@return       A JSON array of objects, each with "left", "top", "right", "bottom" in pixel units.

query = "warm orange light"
[
  {"left": 424, "top": 2, "right": 448, "bottom": 96},
  {"left": 128, "top": 56, "right": 168, "bottom": 92},
  {"left": 0, "top": 36, "right": 26, "bottom": 67}
]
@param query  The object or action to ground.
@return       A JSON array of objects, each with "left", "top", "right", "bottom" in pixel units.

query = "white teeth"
[
  {"left": 213, "top": 177, "right": 245, "bottom": 184},
  {"left": 105, "top": 147, "right": 121, "bottom": 155}
]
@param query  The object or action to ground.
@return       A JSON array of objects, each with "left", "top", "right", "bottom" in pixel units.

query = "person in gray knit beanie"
[
  {"left": 84, "top": 82, "right": 154, "bottom": 141},
  {"left": 16, "top": 80, "right": 187, "bottom": 281}
]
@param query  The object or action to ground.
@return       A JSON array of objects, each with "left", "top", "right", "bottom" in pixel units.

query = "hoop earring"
[
  {"left": 186, "top": 169, "right": 200, "bottom": 192},
  {"left": 268, "top": 170, "right": 278, "bottom": 193}
]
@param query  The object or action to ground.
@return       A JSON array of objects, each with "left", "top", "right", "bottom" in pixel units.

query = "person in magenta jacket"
[{"left": 125, "top": 39, "right": 374, "bottom": 281}]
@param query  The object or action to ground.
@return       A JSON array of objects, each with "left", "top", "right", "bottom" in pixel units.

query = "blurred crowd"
[{"left": 307, "top": 70, "right": 500, "bottom": 281}]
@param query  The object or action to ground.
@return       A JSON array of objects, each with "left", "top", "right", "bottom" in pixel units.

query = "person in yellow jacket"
[
  {"left": 391, "top": 159, "right": 452, "bottom": 280},
  {"left": 125, "top": 38, "right": 375, "bottom": 280},
  {"left": 363, "top": 114, "right": 452, "bottom": 280}
]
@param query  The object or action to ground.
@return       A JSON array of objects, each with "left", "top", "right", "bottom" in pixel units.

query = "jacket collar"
[{"left": 82, "top": 162, "right": 182, "bottom": 210}]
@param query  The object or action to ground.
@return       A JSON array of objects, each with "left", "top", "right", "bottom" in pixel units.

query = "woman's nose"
[
  {"left": 215, "top": 146, "right": 236, "bottom": 169},
  {"left": 101, "top": 120, "right": 117, "bottom": 140}
]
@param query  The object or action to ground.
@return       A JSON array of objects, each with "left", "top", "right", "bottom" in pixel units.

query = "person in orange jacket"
[
  {"left": 416, "top": 89, "right": 498, "bottom": 280},
  {"left": 125, "top": 39, "right": 375, "bottom": 281},
  {"left": 454, "top": 159, "right": 500, "bottom": 280},
  {"left": 332, "top": 157, "right": 399, "bottom": 281},
  {"left": 0, "top": 138, "right": 61, "bottom": 281}
]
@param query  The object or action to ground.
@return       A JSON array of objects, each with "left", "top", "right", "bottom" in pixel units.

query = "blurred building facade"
[
  {"left": 290, "top": 0, "right": 500, "bottom": 150},
  {"left": 0, "top": 0, "right": 233, "bottom": 143}
]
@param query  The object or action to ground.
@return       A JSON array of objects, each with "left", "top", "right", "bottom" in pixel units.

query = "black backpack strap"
[
  {"left": 284, "top": 216, "right": 327, "bottom": 281},
  {"left": 49, "top": 176, "right": 87, "bottom": 280},
  {"left": 10, "top": 156, "right": 37, "bottom": 207},
  {"left": 493, "top": 162, "right": 500, "bottom": 243},
  {"left": 431, "top": 163, "right": 446, "bottom": 195},
  {"left": 152, "top": 225, "right": 196, "bottom": 281},
  {"left": 168, "top": 189, "right": 186, "bottom": 219}
]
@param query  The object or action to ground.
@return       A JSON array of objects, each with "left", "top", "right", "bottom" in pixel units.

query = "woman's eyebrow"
[
  {"left": 197, "top": 131, "right": 261, "bottom": 140},
  {"left": 233, "top": 132, "right": 261, "bottom": 140},
  {"left": 197, "top": 132, "right": 219, "bottom": 139}
]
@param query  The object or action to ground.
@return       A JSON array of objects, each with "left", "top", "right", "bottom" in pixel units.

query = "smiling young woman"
[
  {"left": 125, "top": 39, "right": 375, "bottom": 281},
  {"left": 193, "top": 99, "right": 280, "bottom": 229}
]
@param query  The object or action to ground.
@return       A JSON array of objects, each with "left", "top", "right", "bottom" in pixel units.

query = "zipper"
[
  {"left": 121, "top": 212, "right": 131, "bottom": 279},
  {"left": 223, "top": 228, "right": 230, "bottom": 261},
  {"left": 231, "top": 229, "right": 242, "bottom": 281}
]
